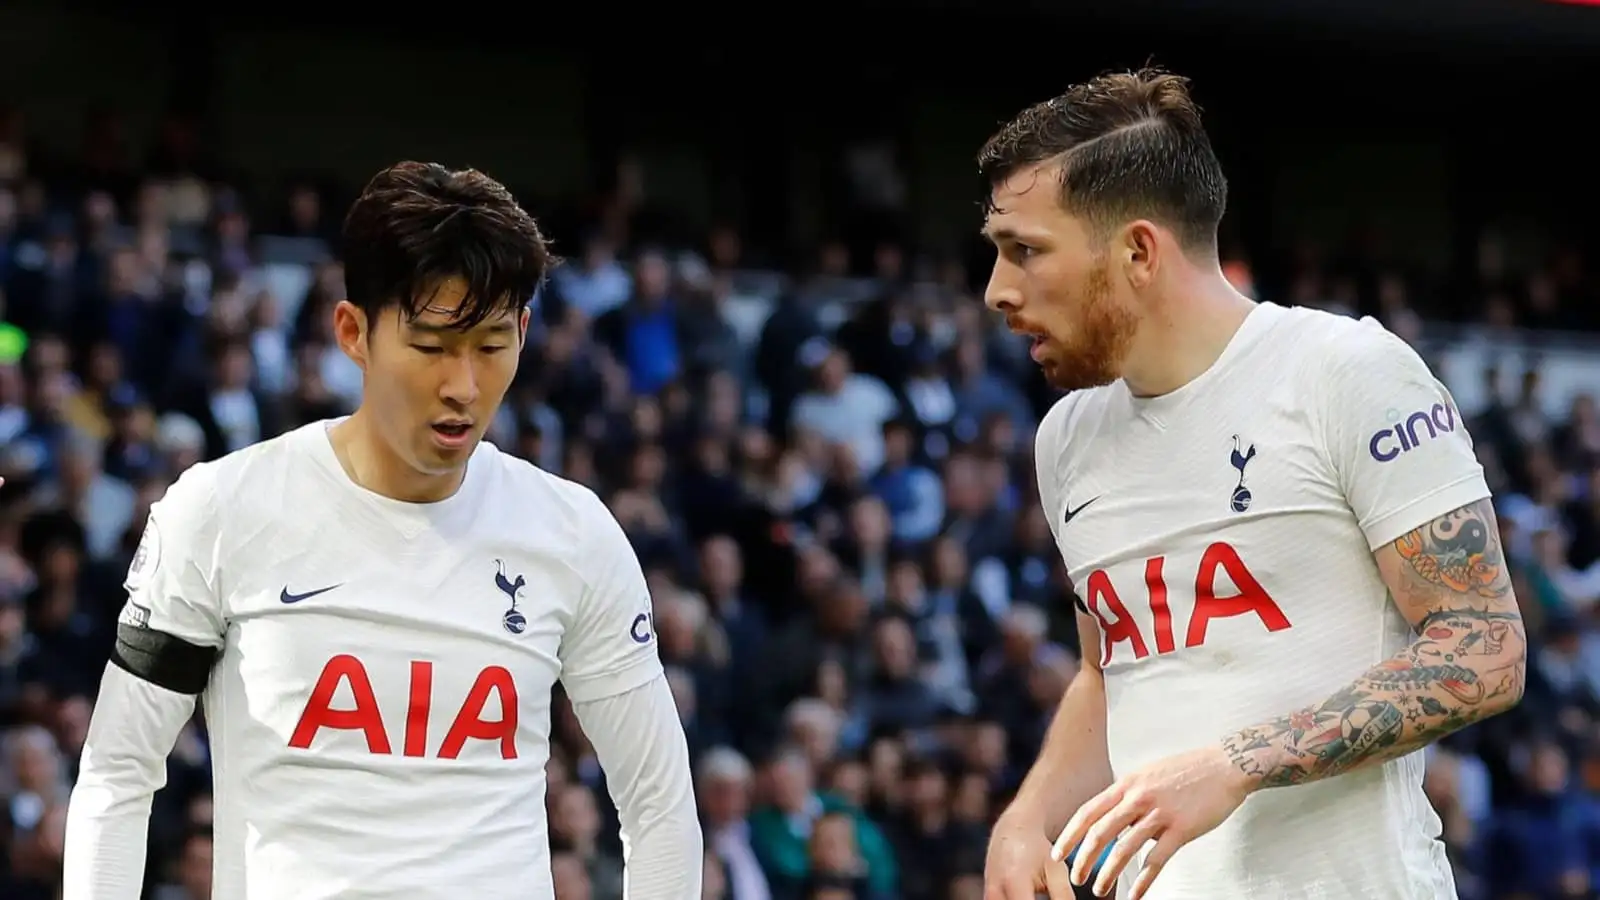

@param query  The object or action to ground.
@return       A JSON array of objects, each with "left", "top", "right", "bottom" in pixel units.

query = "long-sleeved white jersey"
[{"left": 64, "top": 421, "right": 702, "bottom": 900}]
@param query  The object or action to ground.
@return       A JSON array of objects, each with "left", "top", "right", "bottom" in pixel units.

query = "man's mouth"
[
  {"left": 431, "top": 421, "right": 472, "bottom": 441},
  {"left": 1008, "top": 322, "right": 1048, "bottom": 349},
  {"left": 1006, "top": 318, "right": 1042, "bottom": 339}
]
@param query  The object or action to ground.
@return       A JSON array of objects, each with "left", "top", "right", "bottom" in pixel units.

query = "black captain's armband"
[{"left": 111, "top": 621, "right": 218, "bottom": 695}]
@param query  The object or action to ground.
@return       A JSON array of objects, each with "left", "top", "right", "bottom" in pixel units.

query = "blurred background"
[{"left": 3, "top": 1, "right": 1600, "bottom": 898}]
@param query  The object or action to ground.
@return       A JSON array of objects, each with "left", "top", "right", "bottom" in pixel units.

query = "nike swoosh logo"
[
  {"left": 280, "top": 585, "right": 341, "bottom": 605},
  {"left": 1062, "top": 496, "right": 1100, "bottom": 527}
]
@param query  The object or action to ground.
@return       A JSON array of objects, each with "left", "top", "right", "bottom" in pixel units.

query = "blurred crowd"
[{"left": 1, "top": 102, "right": 1600, "bottom": 900}]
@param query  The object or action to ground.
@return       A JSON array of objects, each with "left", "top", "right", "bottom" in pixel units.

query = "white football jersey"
[
  {"left": 120, "top": 421, "right": 662, "bottom": 899},
  {"left": 1037, "top": 302, "right": 1488, "bottom": 899}
]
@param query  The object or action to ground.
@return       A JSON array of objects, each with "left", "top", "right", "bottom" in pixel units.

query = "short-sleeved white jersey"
[
  {"left": 1036, "top": 302, "right": 1489, "bottom": 900},
  {"left": 121, "top": 421, "right": 662, "bottom": 899}
]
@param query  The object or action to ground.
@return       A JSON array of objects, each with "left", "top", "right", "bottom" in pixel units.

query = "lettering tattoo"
[{"left": 1220, "top": 498, "right": 1525, "bottom": 789}]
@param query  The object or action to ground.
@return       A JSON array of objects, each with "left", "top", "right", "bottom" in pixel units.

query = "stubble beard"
[{"left": 1041, "top": 262, "right": 1139, "bottom": 393}]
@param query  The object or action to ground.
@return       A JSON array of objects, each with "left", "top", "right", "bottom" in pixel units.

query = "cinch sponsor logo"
[
  {"left": 630, "top": 612, "right": 654, "bottom": 644},
  {"left": 1368, "top": 403, "right": 1458, "bottom": 462}
]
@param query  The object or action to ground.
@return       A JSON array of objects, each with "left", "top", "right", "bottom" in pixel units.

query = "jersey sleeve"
[
  {"left": 1313, "top": 318, "right": 1492, "bottom": 551},
  {"left": 111, "top": 465, "right": 226, "bottom": 694},
  {"left": 64, "top": 666, "right": 200, "bottom": 900},
  {"left": 569, "top": 676, "right": 702, "bottom": 899},
  {"left": 558, "top": 491, "right": 665, "bottom": 704}
]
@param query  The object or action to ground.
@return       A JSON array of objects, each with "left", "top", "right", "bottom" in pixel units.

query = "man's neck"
[
  {"left": 1121, "top": 271, "right": 1256, "bottom": 398},
  {"left": 330, "top": 413, "right": 465, "bottom": 503}
]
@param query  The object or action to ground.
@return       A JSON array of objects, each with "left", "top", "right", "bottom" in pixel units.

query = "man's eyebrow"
[{"left": 407, "top": 320, "right": 517, "bottom": 336}]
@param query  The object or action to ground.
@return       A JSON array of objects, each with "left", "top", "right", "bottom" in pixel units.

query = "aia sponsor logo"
[
  {"left": 1081, "top": 542, "right": 1290, "bottom": 667},
  {"left": 289, "top": 656, "right": 520, "bottom": 760}
]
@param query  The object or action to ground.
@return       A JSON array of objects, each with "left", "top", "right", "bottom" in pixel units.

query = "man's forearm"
[
  {"left": 1220, "top": 605, "right": 1525, "bottom": 789},
  {"left": 1006, "top": 667, "right": 1114, "bottom": 834}
]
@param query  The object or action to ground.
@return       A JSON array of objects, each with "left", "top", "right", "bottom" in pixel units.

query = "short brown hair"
[
  {"left": 978, "top": 68, "right": 1227, "bottom": 251},
  {"left": 341, "top": 161, "right": 552, "bottom": 330}
]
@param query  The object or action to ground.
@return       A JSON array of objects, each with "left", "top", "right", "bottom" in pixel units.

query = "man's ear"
[
  {"left": 518, "top": 306, "right": 531, "bottom": 346},
  {"left": 1118, "top": 219, "right": 1164, "bottom": 290},
  {"left": 332, "top": 300, "right": 369, "bottom": 370}
]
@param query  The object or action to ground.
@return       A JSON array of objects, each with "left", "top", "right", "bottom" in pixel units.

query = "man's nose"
[
  {"left": 439, "top": 353, "right": 480, "bottom": 406},
  {"left": 984, "top": 264, "right": 1021, "bottom": 314}
]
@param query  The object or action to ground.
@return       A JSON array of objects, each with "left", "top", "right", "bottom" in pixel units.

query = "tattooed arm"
[{"left": 1219, "top": 498, "right": 1526, "bottom": 789}]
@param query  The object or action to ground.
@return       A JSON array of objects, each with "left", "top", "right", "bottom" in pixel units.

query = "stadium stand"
[{"left": 3, "top": 15, "right": 1600, "bottom": 900}]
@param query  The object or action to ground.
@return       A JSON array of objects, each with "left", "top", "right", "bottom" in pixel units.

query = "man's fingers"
[
  {"left": 1053, "top": 782, "right": 1123, "bottom": 862},
  {"left": 1070, "top": 794, "right": 1144, "bottom": 885},
  {"left": 984, "top": 868, "right": 1034, "bottom": 900},
  {"left": 1128, "top": 831, "right": 1185, "bottom": 900},
  {"left": 1093, "top": 811, "right": 1163, "bottom": 897},
  {"left": 1042, "top": 857, "right": 1076, "bottom": 900},
  {"left": 1008, "top": 872, "right": 1041, "bottom": 900}
]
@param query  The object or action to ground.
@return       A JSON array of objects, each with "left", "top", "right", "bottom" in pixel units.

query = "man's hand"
[
  {"left": 984, "top": 812, "right": 1075, "bottom": 900},
  {"left": 1051, "top": 746, "right": 1253, "bottom": 899}
]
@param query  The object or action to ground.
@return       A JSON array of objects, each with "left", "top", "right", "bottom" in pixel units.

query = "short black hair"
[
  {"left": 341, "top": 161, "right": 552, "bottom": 330},
  {"left": 978, "top": 68, "right": 1227, "bottom": 251}
]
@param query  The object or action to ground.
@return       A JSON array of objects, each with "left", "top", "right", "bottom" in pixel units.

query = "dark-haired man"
[{"left": 64, "top": 162, "right": 701, "bottom": 900}]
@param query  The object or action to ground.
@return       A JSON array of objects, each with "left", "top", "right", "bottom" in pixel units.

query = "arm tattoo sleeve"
[{"left": 1219, "top": 498, "right": 1526, "bottom": 790}]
